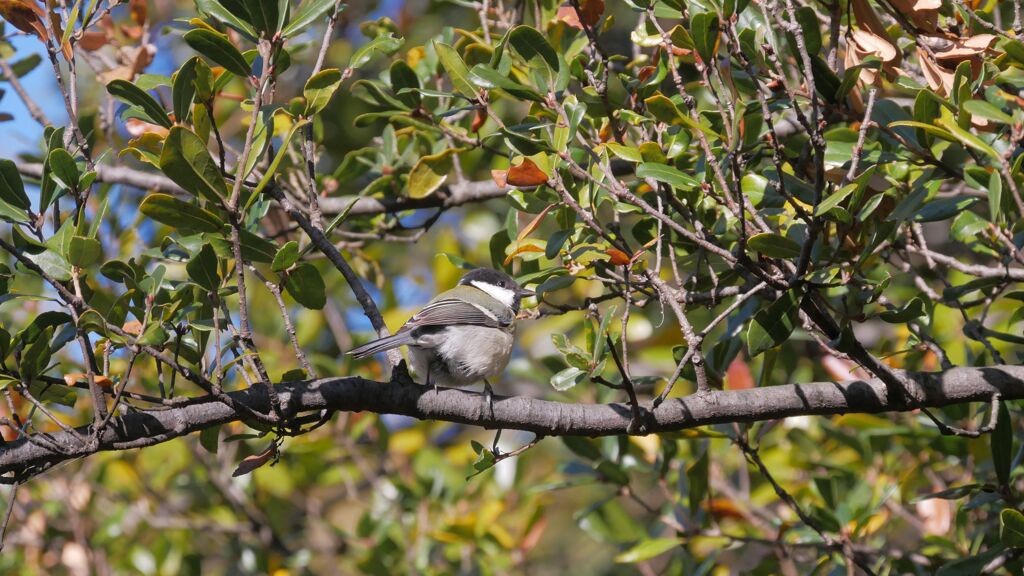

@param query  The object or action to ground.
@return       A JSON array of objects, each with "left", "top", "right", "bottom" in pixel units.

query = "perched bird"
[{"left": 348, "top": 268, "right": 534, "bottom": 415}]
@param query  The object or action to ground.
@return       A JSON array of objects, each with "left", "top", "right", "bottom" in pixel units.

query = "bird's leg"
[
  {"left": 428, "top": 371, "right": 437, "bottom": 395},
  {"left": 483, "top": 379, "right": 495, "bottom": 419},
  {"left": 491, "top": 428, "right": 503, "bottom": 456},
  {"left": 483, "top": 379, "right": 503, "bottom": 454}
]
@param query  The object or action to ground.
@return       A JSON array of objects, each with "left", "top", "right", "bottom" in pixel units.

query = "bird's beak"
[{"left": 518, "top": 287, "right": 535, "bottom": 298}]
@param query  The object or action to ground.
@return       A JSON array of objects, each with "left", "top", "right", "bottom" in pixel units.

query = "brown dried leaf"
[
  {"left": 0, "top": 0, "right": 48, "bottom": 39},
  {"left": 232, "top": 443, "right": 278, "bottom": 477},
  {"left": 490, "top": 169, "right": 509, "bottom": 188},
  {"left": 918, "top": 48, "right": 955, "bottom": 95},
  {"left": 889, "top": 0, "right": 940, "bottom": 32},
  {"left": 506, "top": 158, "right": 549, "bottom": 187},
  {"left": 121, "top": 320, "right": 144, "bottom": 335},
  {"left": 926, "top": 34, "right": 996, "bottom": 62},
  {"left": 78, "top": 30, "right": 108, "bottom": 51}
]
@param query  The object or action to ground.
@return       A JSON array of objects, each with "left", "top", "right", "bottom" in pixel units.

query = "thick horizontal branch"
[{"left": 1, "top": 365, "right": 1022, "bottom": 481}]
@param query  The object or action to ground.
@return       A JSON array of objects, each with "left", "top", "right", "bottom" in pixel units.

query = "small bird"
[{"left": 348, "top": 268, "right": 534, "bottom": 416}]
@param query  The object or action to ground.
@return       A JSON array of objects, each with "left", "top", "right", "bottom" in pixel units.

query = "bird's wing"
[{"left": 401, "top": 298, "right": 511, "bottom": 331}]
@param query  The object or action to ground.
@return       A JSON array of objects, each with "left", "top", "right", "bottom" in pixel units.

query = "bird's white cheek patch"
[{"left": 470, "top": 281, "right": 516, "bottom": 307}]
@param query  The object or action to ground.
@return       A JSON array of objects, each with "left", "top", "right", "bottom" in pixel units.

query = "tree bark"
[{"left": 1, "top": 365, "right": 1022, "bottom": 481}]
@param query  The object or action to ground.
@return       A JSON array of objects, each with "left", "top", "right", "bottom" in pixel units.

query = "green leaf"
[
  {"left": 285, "top": 263, "right": 326, "bottom": 309},
  {"left": 187, "top": 244, "right": 220, "bottom": 290},
  {"left": 303, "top": 69, "right": 343, "bottom": 116},
  {"left": 993, "top": 400, "right": 1013, "bottom": 487},
  {"left": 0, "top": 199, "right": 29, "bottom": 224},
  {"left": 913, "top": 196, "right": 978, "bottom": 223},
  {"left": 747, "top": 232, "right": 802, "bottom": 259},
  {"left": 407, "top": 148, "right": 457, "bottom": 199},
  {"left": 879, "top": 297, "right": 926, "bottom": 323},
  {"left": 67, "top": 236, "right": 101, "bottom": 267},
  {"left": 247, "top": 118, "right": 310, "bottom": 206},
  {"left": 350, "top": 33, "right": 402, "bottom": 70},
  {"left": 390, "top": 60, "right": 421, "bottom": 108},
  {"left": 501, "top": 128, "right": 553, "bottom": 155},
  {"left": 690, "top": 12, "right": 719, "bottom": 64},
  {"left": 434, "top": 41, "right": 478, "bottom": 99},
  {"left": 0, "top": 159, "right": 31, "bottom": 210},
  {"left": 636, "top": 162, "right": 699, "bottom": 189},
  {"left": 282, "top": 0, "right": 338, "bottom": 38},
  {"left": 242, "top": 0, "right": 278, "bottom": 35},
  {"left": 196, "top": 0, "right": 258, "bottom": 41},
  {"left": 815, "top": 183, "right": 855, "bottom": 216},
  {"left": 183, "top": 29, "right": 251, "bottom": 78},
  {"left": 963, "top": 100, "right": 1013, "bottom": 125},
  {"left": 138, "top": 323, "right": 168, "bottom": 346},
  {"left": 106, "top": 79, "right": 173, "bottom": 128},
  {"left": 605, "top": 143, "right": 643, "bottom": 163},
  {"left": 208, "top": 229, "right": 277, "bottom": 263},
  {"left": 935, "top": 116, "right": 1000, "bottom": 160},
  {"left": 25, "top": 250, "right": 72, "bottom": 282},
  {"left": 746, "top": 291, "right": 800, "bottom": 356},
  {"left": 561, "top": 437, "right": 602, "bottom": 460},
  {"left": 507, "top": 25, "right": 560, "bottom": 72},
  {"left": 792, "top": 6, "right": 821, "bottom": 55},
  {"left": 687, "top": 449, "right": 709, "bottom": 513},
  {"left": 199, "top": 425, "right": 221, "bottom": 454},
  {"left": 159, "top": 126, "right": 228, "bottom": 201},
  {"left": 0, "top": 54, "right": 41, "bottom": 80},
  {"left": 139, "top": 193, "right": 224, "bottom": 232},
  {"left": 1001, "top": 509, "right": 1024, "bottom": 548},
  {"left": 550, "top": 366, "right": 584, "bottom": 391},
  {"left": 173, "top": 57, "right": 201, "bottom": 123},
  {"left": 986, "top": 170, "right": 1002, "bottom": 223},
  {"left": 47, "top": 149, "right": 79, "bottom": 191},
  {"left": 614, "top": 539, "right": 680, "bottom": 563},
  {"left": 469, "top": 64, "right": 544, "bottom": 102},
  {"left": 272, "top": 240, "right": 300, "bottom": 272}
]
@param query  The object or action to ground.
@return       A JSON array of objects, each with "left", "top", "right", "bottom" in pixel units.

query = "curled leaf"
[{"left": 231, "top": 442, "right": 278, "bottom": 477}]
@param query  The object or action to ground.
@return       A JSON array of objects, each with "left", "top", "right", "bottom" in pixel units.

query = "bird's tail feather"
[{"left": 347, "top": 332, "right": 414, "bottom": 359}]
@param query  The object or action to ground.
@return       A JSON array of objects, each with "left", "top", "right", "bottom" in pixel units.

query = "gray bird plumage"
[{"left": 348, "top": 268, "right": 533, "bottom": 390}]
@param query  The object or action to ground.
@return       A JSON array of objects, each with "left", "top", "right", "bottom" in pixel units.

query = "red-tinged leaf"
[
  {"left": 506, "top": 158, "right": 549, "bottom": 187},
  {"left": 520, "top": 515, "right": 548, "bottom": 553},
  {"left": 706, "top": 498, "right": 745, "bottom": 520},
  {"left": 606, "top": 248, "right": 631, "bottom": 266},
  {"left": 471, "top": 107, "right": 487, "bottom": 133},
  {"left": 516, "top": 204, "right": 554, "bottom": 242},
  {"left": 821, "top": 354, "right": 868, "bottom": 381},
  {"left": 579, "top": 0, "right": 604, "bottom": 26},
  {"left": 555, "top": 0, "right": 604, "bottom": 29},
  {"left": 231, "top": 443, "right": 278, "bottom": 477},
  {"left": 725, "top": 356, "right": 754, "bottom": 390}
]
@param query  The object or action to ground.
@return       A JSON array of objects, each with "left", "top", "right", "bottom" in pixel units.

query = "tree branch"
[{"left": 1, "top": 365, "right": 1021, "bottom": 481}]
